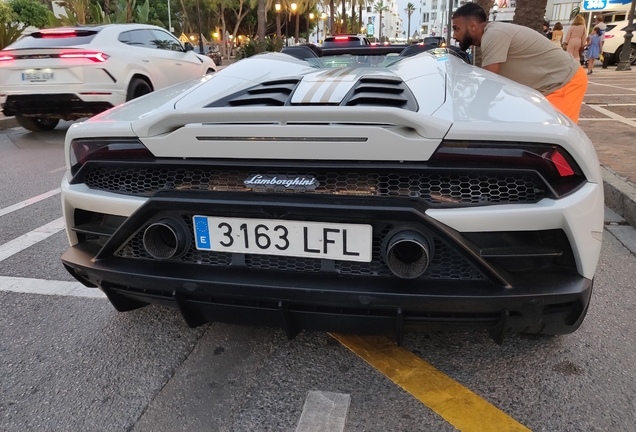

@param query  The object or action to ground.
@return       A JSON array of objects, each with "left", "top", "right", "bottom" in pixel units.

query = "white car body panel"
[{"left": 60, "top": 49, "right": 604, "bottom": 338}]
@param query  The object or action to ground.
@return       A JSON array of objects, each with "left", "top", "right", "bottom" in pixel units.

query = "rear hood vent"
[
  {"left": 206, "top": 78, "right": 301, "bottom": 107},
  {"left": 342, "top": 77, "right": 418, "bottom": 111}
]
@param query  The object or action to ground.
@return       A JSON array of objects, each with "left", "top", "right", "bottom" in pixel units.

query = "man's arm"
[{"left": 483, "top": 63, "right": 500, "bottom": 74}]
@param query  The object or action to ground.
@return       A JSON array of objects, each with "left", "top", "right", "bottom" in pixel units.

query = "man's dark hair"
[{"left": 452, "top": 3, "right": 487, "bottom": 22}]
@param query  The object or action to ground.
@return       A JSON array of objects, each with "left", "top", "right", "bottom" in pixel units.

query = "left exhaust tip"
[{"left": 142, "top": 218, "right": 189, "bottom": 260}]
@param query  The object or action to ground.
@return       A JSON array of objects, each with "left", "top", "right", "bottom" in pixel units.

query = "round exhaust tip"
[
  {"left": 143, "top": 219, "right": 189, "bottom": 260},
  {"left": 384, "top": 231, "right": 431, "bottom": 279}
]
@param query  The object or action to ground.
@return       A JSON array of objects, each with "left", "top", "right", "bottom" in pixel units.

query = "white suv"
[
  {"left": 601, "top": 19, "right": 636, "bottom": 67},
  {"left": 0, "top": 24, "right": 217, "bottom": 132}
]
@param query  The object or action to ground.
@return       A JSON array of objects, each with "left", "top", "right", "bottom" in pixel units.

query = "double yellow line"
[{"left": 331, "top": 334, "right": 531, "bottom": 432}]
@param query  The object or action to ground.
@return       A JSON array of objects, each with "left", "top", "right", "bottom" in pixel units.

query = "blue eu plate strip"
[{"left": 193, "top": 216, "right": 211, "bottom": 249}]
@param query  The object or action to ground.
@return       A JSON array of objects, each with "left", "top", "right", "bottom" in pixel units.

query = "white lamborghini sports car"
[{"left": 60, "top": 45, "right": 604, "bottom": 344}]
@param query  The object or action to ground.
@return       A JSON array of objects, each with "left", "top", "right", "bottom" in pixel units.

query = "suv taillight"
[
  {"left": 70, "top": 138, "right": 155, "bottom": 175},
  {"left": 429, "top": 141, "right": 586, "bottom": 197}
]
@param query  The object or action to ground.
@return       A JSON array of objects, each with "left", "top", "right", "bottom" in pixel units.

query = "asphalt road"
[{"left": 1, "top": 123, "right": 635, "bottom": 431}]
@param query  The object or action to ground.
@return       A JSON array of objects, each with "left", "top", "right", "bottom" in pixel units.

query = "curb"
[
  {"left": 0, "top": 116, "right": 20, "bottom": 131},
  {"left": 601, "top": 166, "right": 636, "bottom": 228}
]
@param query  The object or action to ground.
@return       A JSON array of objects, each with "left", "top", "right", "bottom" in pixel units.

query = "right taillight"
[
  {"left": 429, "top": 141, "right": 586, "bottom": 198},
  {"left": 70, "top": 138, "right": 155, "bottom": 176}
]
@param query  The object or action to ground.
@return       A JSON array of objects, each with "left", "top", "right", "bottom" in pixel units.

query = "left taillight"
[
  {"left": 70, "top": 138, "right": 155, "bottom": 175},
  {"left": 61, "top": 52, "right": 109, "bottom": 62},
  {"left": 0, "top": 54, "right": 13, "bottom": 62},
  {"left": 429, "top": 141, "right": 586, "bottom": 198}
]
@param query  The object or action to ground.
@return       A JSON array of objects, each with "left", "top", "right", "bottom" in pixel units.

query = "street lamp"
[
  {"left": 277, "top": 2, "right": 297, "bottom": 47},
  {"left": 319, "top": 12, "right": 327, "bottom": 44},
  {"left": 275, "top": 3, "right": 282, "bottom": 41},
  {"left": 492, "top": 3, "right": 498, "bottom": 21}
]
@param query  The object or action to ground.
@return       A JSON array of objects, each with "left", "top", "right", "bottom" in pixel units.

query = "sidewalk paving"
[
  {"left": 0, "top": 61, "right": 635, "bottom": 226},
  {"left": 578, "top": 66, "right": 636, "bottom": 227}
]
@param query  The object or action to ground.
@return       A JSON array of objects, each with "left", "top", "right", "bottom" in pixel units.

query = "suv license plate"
[
  {"left": 21, "top": 71, "right": 54, "bottom": 82},
  {"left": 193, "top": 216, "right": 372, "bottom": 262}
]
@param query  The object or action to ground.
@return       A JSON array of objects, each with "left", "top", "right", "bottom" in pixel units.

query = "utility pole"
[
  {"left": 196, "top": 0, "right": 204, "bottom": 54},
  {"left": 167, "top": 0, "right": 172, "bottom": 33},
  {"left": 616, "top": 0, "right": 635, "bottom": 71},
  {"left": 446, "top": 0, "right": 452, "bottom": 46}
]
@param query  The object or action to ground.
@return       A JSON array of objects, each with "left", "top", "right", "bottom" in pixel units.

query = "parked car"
[
  {"left": 422, "top": 36, "right": 447, "bottom": 47},
  {"left": 322, "top": 34, "right": 371, "bottom": 48},
  {"left": 60, "top": 44, "right": 603, "bottom": 344},
  {"left": 0, "top": 24, "right": 217, "bottom": 132},
  {"left": 601, "top": 19, "right": 636, "bottom": 66},
  {"left": 204, "top": 45, "right": 222, "bottom": 66}
]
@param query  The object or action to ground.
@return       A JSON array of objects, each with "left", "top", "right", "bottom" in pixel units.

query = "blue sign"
[
  {"left": 583, "top": 0, "right": 607, "bottom": 10},
  {"left": 367, "top": 24, "right": 374, "bottom": 35}
]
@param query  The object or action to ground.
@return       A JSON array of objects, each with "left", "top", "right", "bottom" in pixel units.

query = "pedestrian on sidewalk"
[
  {"left": 585, "top": 27, "right": 602, "bottom": 75},
  {"left": 552, "top": 22, "right": 564, "bottom": 47},
  {"left": 563, "top": 15, "right": 587, "bottom": 63},
  {"left": 451, "top": 3, "right": 588, "bottom": 123}
]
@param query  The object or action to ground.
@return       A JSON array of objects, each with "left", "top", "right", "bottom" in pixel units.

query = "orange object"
[{"left": 545, "top": 67, "right": 588, "bottom": 124}]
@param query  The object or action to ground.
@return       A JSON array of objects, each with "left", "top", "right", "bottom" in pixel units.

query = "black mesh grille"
[
  {"left": 115, "top": 218, "right": 484, "bottom": 281},
  {"left": 82, "top": 166, "right": 545, "bottom": 207}
]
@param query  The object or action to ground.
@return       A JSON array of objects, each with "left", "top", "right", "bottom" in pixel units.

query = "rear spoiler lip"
[{"left": 131, "top": 106, "right": 452, "bottom": 139}]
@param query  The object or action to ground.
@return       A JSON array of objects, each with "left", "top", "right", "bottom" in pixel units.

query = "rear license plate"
[
  {"left": 21, "top": 71, "right": 54, "bottom": 82},
  {"left": 193, "top": 216, "right": 372, "bottom": 262}
]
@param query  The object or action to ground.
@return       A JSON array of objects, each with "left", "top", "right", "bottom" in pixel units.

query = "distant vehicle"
[
  {"left": 0, "top": 24, "right": 217, "bottom": 132},
  {"left": 204, "top": 45, "right": 222, "bottom": 66},
  {"left": 601, "top": 19, "right": 636, "bottom": 66},
  {"left": 422, "top": 36, "right": 447, "bottom": 47},
  {"left": 322, "top": 35, "right": 371, "bottom": 48}
]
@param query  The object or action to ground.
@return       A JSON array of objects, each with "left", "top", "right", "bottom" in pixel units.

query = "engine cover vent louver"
[
  {"left": 206, "top": 78, "right": 301, "bottom": 107},
  {"left": 342, "top": 77, "right": 418, "bottom": 112}
]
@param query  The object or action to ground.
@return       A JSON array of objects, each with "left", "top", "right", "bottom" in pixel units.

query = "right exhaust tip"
[{"left": 384, "top": 230, "right": 431, "bottom": 279}]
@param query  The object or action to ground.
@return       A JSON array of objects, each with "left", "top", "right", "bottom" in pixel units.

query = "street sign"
[{"left": 583, "top": 0, "right": 608, "bottom": 10}]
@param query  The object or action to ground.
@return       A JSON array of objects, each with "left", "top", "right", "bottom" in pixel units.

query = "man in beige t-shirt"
[{"left": 451, "top": 3, "right": 587, "bottom": 123}]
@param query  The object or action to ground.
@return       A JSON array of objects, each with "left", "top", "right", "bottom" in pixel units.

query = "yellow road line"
[{"left": 331, "top": 334, "right": 531, "bottom": 432}]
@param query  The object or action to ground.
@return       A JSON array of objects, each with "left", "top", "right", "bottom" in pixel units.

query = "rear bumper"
[
  {"left": 1, "top": 92, "right": 124, "bottom": 120},
  {"left": 63, "top": 245, "right": 593, "bottom": 342}
]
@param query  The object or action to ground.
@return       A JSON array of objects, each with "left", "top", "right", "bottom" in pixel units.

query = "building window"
[
  {"left": 431, "top": 0, "right": 438, "bottom": 9},
  {"left": 431, "top": 11, "right": 437, "bottom": 20}
]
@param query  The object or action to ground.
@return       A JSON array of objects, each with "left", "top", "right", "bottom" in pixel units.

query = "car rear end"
[
  {"left": 0, "top": 27, "right": 127, "bottom": 121},
  {"left": 322, "top": 35, "right": 369, "bottom": 48},
  {"left": 59, "top": 52, "right": 604, "bottom": 344}
]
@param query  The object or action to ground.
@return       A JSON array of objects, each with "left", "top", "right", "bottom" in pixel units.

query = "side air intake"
[
  {"left": 342, "top": 77, "right": 418, "bottom": 111},
  {"left": 206, "top": 79, "right": 300, "bottom": 107}
]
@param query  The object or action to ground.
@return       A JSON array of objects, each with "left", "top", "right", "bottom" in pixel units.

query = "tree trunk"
[
  {"left": 351, "top": 3, "right": 355, "bottom": 33},
  {"left": 295, "top": 13, "right": 300, "bottom": 42},
  {"left": 379, "top": 14, "right": 382, "bottom": 40},
  {"left": 329, "top": 0, "right": 335, "bottom": 36},
  {"left": 126, "top": 0, "right": 132, "bottom": 22},
  {"left": 512, "top": 0, "right": 547, "bottom": 32},
  {"left": 179, "top": 0, "right": 191, "bottom": 33},
  {"left": 407, "top": 16, "right": 411, "bottom": 42},
  {"left": 341, "top": 0, "right": 346, "bottom": 34},
  {"left": 472, "top": 0, "right": 494, "bottom": 66},
  {"left": 359, "top": 4, "right": 362, "bottom": 35},
  {"left": 258, "top": 0, "right": 266, "bottom": 41},
  {"left": 277, "top": 13, "right": 281, "bottom": 39}
]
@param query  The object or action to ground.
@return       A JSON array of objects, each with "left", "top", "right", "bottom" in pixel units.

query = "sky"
[{"left": 397, "top": 0, "right": 422, "bottom": 38}]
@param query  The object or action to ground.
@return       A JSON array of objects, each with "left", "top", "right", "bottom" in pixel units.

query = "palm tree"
[
  {"left": 258, "top": 0, "right": 266, "bottom": 41},
  {"left": 374, "top": 0, "right": 388, "bottom": 41},
  {"left": 512, "top": 0, "right": 548, "bottom": 32},
  {"left": 405, "top": 2, "right": 415, "bottom": 42}
]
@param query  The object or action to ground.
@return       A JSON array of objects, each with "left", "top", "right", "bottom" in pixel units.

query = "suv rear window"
[
  {"left": 322, "top": 36, "right": 368, "bottom": 48},
  {"left": 8, "top": 29, "right": 99, "bottom": 49}
]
